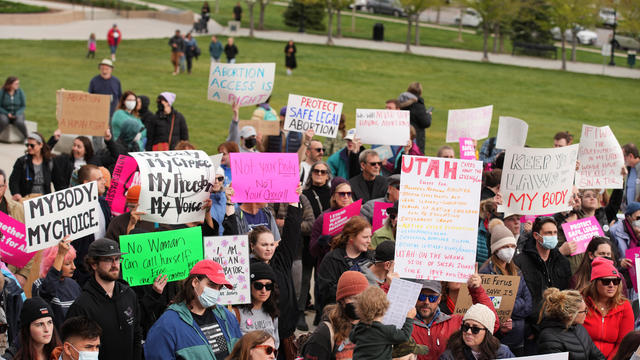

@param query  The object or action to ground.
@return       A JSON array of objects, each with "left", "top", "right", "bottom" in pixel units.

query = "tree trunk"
[
  {"left": 499, "top": 32, "right": 504, "bottom": 53},
  {"left": 351, "top": 5, "right": 355, "bottom": 32},
  {"left": 405, "top": 16, "right": 412, "bottom": 53},
  {"left": 561, "top": 34, "right": 566, "bottom": 70},
  {"left": 258, "top": 0, "right": 266, "bottom": 30},
  {"left": 492, "top": 23, "right": 498, "bottom": 53},
  {"left": 327, "top": 4, "right": 334, "bottom": 45},
  {"left": 482, "top": 23, "right": 489, "bottom": 61},
  {"left": 337, "top": 8, "right": 342, "bottom": 37},
  {"left": 571, "top": 32, "right": 577, "bottom": 62},
  {"left": 414, "top": 13, "right": 420, "bottom": 45},
  {"left": 436, "top": 6, "right": 441, "bottom": 24},
  {"left": 248, "top": 2, "right": 255, "bottom": 37},
  {"left": 456, "top": 7, "right": 463, "bottom": 42}
]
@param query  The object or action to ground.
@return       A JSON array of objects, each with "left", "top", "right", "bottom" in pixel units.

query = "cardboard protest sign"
[
  {"left": 454, "top": 274, "right": 520, "bottom": 323},
  {"left": 445, "top": 105, "right": 493, "bottom": 143},
  {"left": 576, "top": 125, "right": 625, "bottom": 189},
  {"left": 395, "top": 156, "right": 483, "bottom": 281},
  {"left": 207, "top": 63, "right": 275, "bottom": 106},
  {"left": 229, "top": 153, "right": 300, "bottom": 203},
  {"left": 496, "top": 116, "right": 528, "bottom": 149},
  {"left": 131, "top": 151, "right": 215, "bottom": 225},
  {"left": 209, "top": 153, "right": 223, "bottom": 171},
  {"left": 372, "top": 202, "right": 393, "bottom": 232},
  {"left": 105, "top": 155, "right": 139, "bottom": 216},
  {"left": 0, "top": 211, "right": 35, "bottom": 268},
  {"left": 24, "top": 182, "right": 99, "bottom": 253},
  {"left": 498, "top": 145, "right": 579, "bottom": 216},
  {"left": 56, "top": 90, "right": 110, "bottom": 136},
  {"left": 238, "top": 120, "right": 280, "bottom": 136},
  {"left": 204, "top": 235, "right": 250, "bottom": 305},
  {"left": 284, "top": 94, "right": 343, "bottom": 138},
  {"left": 382, "top": 278, "right": 422, "bottom": 329},
  {"left": 355, "top": 109, "right": 410, "bottom": 146},
  {"left": 322, "top": 200, "right": 363, "bottom": 236},
  {"left": 459, "top": 137, "right": 476, "bottom": 160},
  {"left": 561, "top": 216, "right": 605, "bottom": 256},
  {"left": 120, "top": 227, "right": 204, "bottom": 287},
  {"left": 626, "top": 247, "right": 640, "bottom": 291}
]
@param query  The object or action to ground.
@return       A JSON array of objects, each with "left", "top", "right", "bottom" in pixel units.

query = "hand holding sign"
[
  {"left": 467, "top": 264, "right": 481, "bottom": 288},
  {"left": 152, "top": 274, "right": 168, "bottom": 295}
]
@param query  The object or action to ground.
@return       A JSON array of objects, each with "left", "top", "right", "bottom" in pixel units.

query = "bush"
[
  {"left": 0, "top": 0, "right": 48, "bottom": 13},
  {"left": 56, "top": 0, "right": 152, "bottom": 11},
  {"left": 283, "top": 0, "right": 325, "bottom": 32}
]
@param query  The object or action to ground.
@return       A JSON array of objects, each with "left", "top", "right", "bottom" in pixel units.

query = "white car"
[
  {"left": 454, "top": 8, "right": 482, "bottom": 28},
  {"left": 599, "top": 8, "right": 616, "bottom": 27},
  {"left": 550, "top": 26, "right": 597, "bottom": 45}
]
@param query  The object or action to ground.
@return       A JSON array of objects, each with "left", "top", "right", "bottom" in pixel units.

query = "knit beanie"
[
  {"left": 590, "top": 257, "right": 621, "bottom": 281},
  {"left": 126, "top": 184, "right": 141, "bottom": 204},
  {"left": 488, "top": 219, "right": 517, "bottom": 254},
  {"left": 463, "top": 303, "right": 496, "bottom": 335},
  {"left": 330, "top": 177, "right": 348, "bottom": 196},
  {"left": 625, "top": 202, "right": 640, "bottom": 217},
  {"left": 160, "top": 92, "right": 176, "bottom": 106},
  {"left": 20, "top": 297, "right": 53, "bottom": 328},
  {"left": 336, "top": 271, "right": 369, "bottom": 301},
  {"left": 250, "top": 262, "right": 276, "bottom": 283}
]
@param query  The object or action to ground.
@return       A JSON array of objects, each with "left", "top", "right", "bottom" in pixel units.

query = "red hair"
[{"left": 40, "top": 245, "right": 76, "bottom": 278}]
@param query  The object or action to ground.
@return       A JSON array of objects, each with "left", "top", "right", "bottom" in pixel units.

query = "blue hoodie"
[{"left": 144, "top": 301, "right": 242, "bottom": 360}]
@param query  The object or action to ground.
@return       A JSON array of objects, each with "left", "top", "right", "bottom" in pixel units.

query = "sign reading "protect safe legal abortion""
[{"left": 284, "top": 94, "right": 343, "bottom": 138}]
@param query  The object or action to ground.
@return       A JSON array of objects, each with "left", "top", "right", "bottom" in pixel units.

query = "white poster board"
[
  {"left": 284, "top": 94, "right": 343, "bottom": 138},
  {"left": 445, "top": 105, "right": 493, "bottom": 143},
  {"left": 207, "top": 63, "right": 275, "bottom": 106},
  {"left": 495, "top": 116, "right": 528, "bottom": 149},
  {"left": 382, "top": 278, "right": 423, "bottom": 329},
  {"left": 355, "top": 109, "right": 410, "bottom": 146},
  {"left": 576, "top": 124, "right": 624, "bottom": 189},
  {"left": 204, "top": 235, "right": 251, "bottom": 305}
]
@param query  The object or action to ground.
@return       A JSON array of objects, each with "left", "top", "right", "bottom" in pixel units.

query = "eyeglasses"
[
  {"left": 215, "top": 176, "right": 225, "bottom": 182},
  {"left": 312, "top": 169, "right": 328, "bottom": 175},
  {"left": 336, "top": 191, "right": 352, "bottom": 198},
  {"left": 581, "top": 193, "right": 597, "bottom": 199},
  {"left": 417, "top": 294, "right": 439, "bottom": 303},
  {"left": 99, "top": 256, "right": 121, "bottom": 264},
  {"left": 598, "top": 278, "right": 621, "bottom": 286},
  {"left": 253, "top": 282, "right": 274, "bottom": 291},
  {"left": 25, "top": 143, "right": 36, "bottom": 148},
  {"left": 312, "top": 148, "right": 324, "bottom": 153},
  {"left": 368, "top": 162, "right": 382, "bottom": 167},
  {"left": 254, "top": 345, "right": 278, "bottom": 356},
  {"left": 461, "top": 323, "right": 487, "bottom": 334}
]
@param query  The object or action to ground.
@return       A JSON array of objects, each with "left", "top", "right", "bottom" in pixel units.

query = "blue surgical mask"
[
  {"left": 198, "top": 286, "right": 220, "bottom": 308},
  {"left": 539, "top": 235, "right": 558, "bottom": 250},
  {"left": 70, "top": 343, "right": 99, "bottom": 360}
]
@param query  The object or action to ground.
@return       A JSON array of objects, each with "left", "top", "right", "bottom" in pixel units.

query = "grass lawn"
[
  {"left": 0, "top": 37, "right": 638, "bottom": 157},
  {"left": 0, "top": 0, "right": 48, "bottom": 12}
]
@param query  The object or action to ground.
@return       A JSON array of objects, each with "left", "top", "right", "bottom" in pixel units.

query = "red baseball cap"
[{"left": 190, "top": 260, "right": 233, "bottom": 289}]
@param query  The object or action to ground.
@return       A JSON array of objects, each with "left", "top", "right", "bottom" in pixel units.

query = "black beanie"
[
  {"left": 250, "top": 262, "right": 276, "bottom": 282},
  {"left": 20, "top": 297, "right": 53, "bottom": 328}
]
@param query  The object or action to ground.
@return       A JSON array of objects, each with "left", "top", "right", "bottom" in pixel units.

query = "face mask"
[
  {"left": 344, "top": 302, "right": 359, "bottom": 320},
  {"left": 496, "top": 248, "right": 515, "bottom": 263},
  {"left": 244, "top": 137, "right": 256, "bottom": 149},
  {"left": 125, "top": 100, "right": 136, "bottom": 111},
  {"left": 633, "top": 220, "right": 640, "bottom": 229},
  {"left": 133, "top": 133, "right": 142, "bottom": 142},
  {"left": 69, "top": 343, "right": 99, "bottom": 360},
  {"left": 157, "top": 101, "right": 164, "bottom": 113},
  {"left": 539, "top": 235, "right": 558, "bottom": 250},
  {"left": 198, "top": 286, "right": 220, "bottom": 308}
]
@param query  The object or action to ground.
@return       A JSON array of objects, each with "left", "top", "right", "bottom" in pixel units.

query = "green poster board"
[{"left": 120, "top": 226, "right": 204, "bottom": 287}]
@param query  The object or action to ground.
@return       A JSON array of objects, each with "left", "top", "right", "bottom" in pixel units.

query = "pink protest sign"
[
  {"left": 372, "top": 202, "right": 393, "bottom": 232},
  {"left": 626, "top": 247, "right": 640, "bottom": 290},
  {"left": 0, "top": 211, "right": 34, "bottom": 268},
  {"left": 230, "top": 153, "right": 300, "bottom": 203},
  {"left": 322, "top": 200, "right": 363, "bottom": 236},
  {"left": 459, "top": 138, "right": 476, "bottom": 160},
  {"left": 561, "top": 216, "right": 604, "bottom": 256},
  {"left": 105, "top": 155, "right": 139, "bottom": 216}
]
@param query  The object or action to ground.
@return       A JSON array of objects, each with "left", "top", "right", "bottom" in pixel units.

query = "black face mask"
[
  {"left": 244, "top": 137, "right": 256, "bottom": 149},
  {"left": 157, "top": 101, "right": 164, "bottom": 113},
  {"left": 344, "top": 302, "right": 359, "bottom": 320}
]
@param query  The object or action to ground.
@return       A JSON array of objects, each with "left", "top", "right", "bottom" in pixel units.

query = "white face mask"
[
  {"left": 125, "top": 100, "right": 136, "bottom": 111},
  {"left": 496, "top": 247, "right": 516, "bottom": 263},
  {"left": 69, "top": 343, "right": 99, "bottom": 360},
  {"left": 133, "top": 132, "right": 142, "bottom": 142}
]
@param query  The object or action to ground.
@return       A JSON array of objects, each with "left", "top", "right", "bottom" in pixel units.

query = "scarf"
[{"left": 624, "top": 219, "right": 640, "bottom": 249}]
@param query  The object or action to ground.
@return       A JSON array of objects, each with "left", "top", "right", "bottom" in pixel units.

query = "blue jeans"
[{"left": 109, "top": 45, "right": 117, "bottom": 54}]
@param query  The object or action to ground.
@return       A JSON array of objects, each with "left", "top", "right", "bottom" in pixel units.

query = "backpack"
[{"left": 262, "top": 106, "right": 278, "bottom": 121}]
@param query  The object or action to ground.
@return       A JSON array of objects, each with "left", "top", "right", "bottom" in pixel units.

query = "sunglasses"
[
  {"left": 25, "top": 143, "right": 36, "bottom": 148},
  {"left": 312, "top": 169, "right": 328, "bottom": 175},
  {"left": 215, "top": 176, "right": 225, "bottom": 182},
  {"left": 336, "top": 191, "right": 352, "bottom": 198},
  {"left": 598, "top": 278, "right": 621, "bottom": 286},
  {"left": 368, "top": 162, "right": 383, "bottom": 167},
  {"left": 312, "top": 148, "right": 325, "bottom": 153},
  {"left": 462, "top": 323, "right": 487, "bottom": 334},
  {"left": 254, "top": 345, "right": 278, "bottom": 356},
  {"left": 417, "top": 294, "right": 439, "bottom": 303},
  {"left": 252, "top": 282, "right": 274, "bottom": 291},
  {"left": 388, "top": 213, "right": 397, "bottom": 220}
]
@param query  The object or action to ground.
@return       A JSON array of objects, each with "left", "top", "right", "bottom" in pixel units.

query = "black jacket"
[
  {"left": 66, "top": 277, "right": 143, "bottom": 360},
  {"left": 399, "top": 96, "right": 430, "bottom": 153},
  {"left": 513, "top": 233, "right": 571, "bottom": 323},
  {"left": 348, "top": 174, "right": 389, "bottom": 204},
  {"left": 9, "top": 154, "right": 53, "bottom": 197},
  {"left": 71, "top": 198, "right": 112, "bottom": 287},
  {"left": 224, "top": 44, "right": 238, "bottom": 59},
  {"left": 537, "top": 319, "right": 605, "bottom": 360},
  {"left": 145, "top": 109, "right": 189, "bottom": 151}
]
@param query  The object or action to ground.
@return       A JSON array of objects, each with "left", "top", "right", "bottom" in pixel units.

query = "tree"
[
  {"left": 399, "top": 0, "right": 431, "bottom": 52},
  {"left": 619, "top": 0, "right": 640, "bottom": 37},
  {"left": 415, "top": 0, "right": 444, "bottom": 45},
  {"left": 246, "top": 0, "right": 256, "bottom": 37},
  {"left": 547, "top": 0, "right": 598, "bottom": 70},
  {"left": 467, "top": 0, "right": 502, "bottom": 61},
  {"left": 511, "top": 0, "right": 554, "bottom": 47},
  {"left": 490, "top": 0, "right": 521, "bottom": 54},
  {"left": 326, "top": 0, "right": 351, "bottom": 43},
  {"left": 258, "top": 0, "right": 269, "bottom": 30},
  {"left": 283, "top": 0, "right": 325, "bottom": 32}
]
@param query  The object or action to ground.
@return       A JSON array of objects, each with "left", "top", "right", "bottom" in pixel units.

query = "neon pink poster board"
[
  {"left": 230, "top": 153, "right": 300, "bottom": 203},
  {"left": 459, "top": 137, "right": 476, "bottom": 160},
  {"left": 105, "top": 155, "right": 139, "bottom": 216},
  {"left": 561, "top": 216, "right": 605, "bottom": 256},
  {"left": 626, "top": 247, "right": 640, "bottom": 291},
  {"left": 372, "top": 202, "right": 393, "bottom": 232},
  {"left": 322, "top": 200, "right": 363, "bottom": 236},
  {"left": 0, "top": 211, "right": 34, "bottom": 268}
]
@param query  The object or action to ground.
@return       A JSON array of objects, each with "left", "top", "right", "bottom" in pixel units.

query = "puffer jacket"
[
  {"left": 582, "top": 296, "right": 634, "bottom": 359},
  {"left": 537, "top": 318, "right": 605, "bottom": 360}
]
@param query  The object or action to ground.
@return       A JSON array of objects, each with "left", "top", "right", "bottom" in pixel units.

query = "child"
[
  {"left": 87, "top": 33, "right": 96, "bottom": 58},
  {"left": 349, "top": 286, "right": 418, "bottom": 360}
]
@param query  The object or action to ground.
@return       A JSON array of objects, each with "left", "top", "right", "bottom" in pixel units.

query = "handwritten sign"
[
  {"left": 576, "top": 125, "right": 624, "bottom": 189},
  {"left": 322, "top": 200, "right": 363, "bottom": 236},
  {"left": 498, "top": 145, "right": 579, "bottom": 216},
  {"left": 105, "top": 155, "right": 139, "bottom": 216},
  {"left": 207, "top": 63, "right": 275, "bottom": 106},
  {"left": 561, "top": 216, "right": 605, "bottom": 256},
  {"left": 204, "top": 235, "right": 250, "bottom": 305},
  {"left": 355, "top": 109, "right": 410, "bottom": 146},
  {"left": 459, "top": 137, "right": 476, "bottom": 160},
  {"left": 445, "top": 105, "right": 493, "bottom": 143},
  {"left": 395, "top": 156, "right": 482, "bottom": 281},
  {"left": 56, "top": 90, "right": 110, "bottom": 136},
  {"left": 131, "top": 151, "right": 215, "bottom": 225},
  {"left": 120, "top": 227, "right": 204, "bottom": 287},
  {"left": 0, "top": 211, "right": 34, "bottom": 268},
  {"left": 496, "top": 116, "right": 528, "bottom": 149},
  {"left": 626, "top": 247, "right": 640, "bottom": 291},
  {"left": 238, "top": 119, "right": 280, "bottom": 136},
  {"left": 454, "top": 274, "right": 520, "bottom": 323},
  {"left": 284, "top": 94, "right": 343, "bottom": 138},
  {"left": 372, "top": 202, "right": 393, "bottom": 232},
  {"left": 382, "top": 278, "right": 422, "bottom": 329},
  {"left": 24, "top": 182, "right": 99, "bottom": 253},
  {"left": 373, "top": 146, "right": 394, "bottom": 161},
  {"left": 229, "top": 153, "right": 299, "bottom": 203}
]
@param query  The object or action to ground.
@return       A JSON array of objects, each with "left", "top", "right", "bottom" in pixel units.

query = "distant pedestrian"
[
  {"left": 184, "top": 32, "right": 198, "bottom": 74},
  {"left": 201, "top": 1, "right": 210, "bottom": 33},
  {"left": 88, "top": 59, "right": 121, "bottom": 150},
  {"left": 224, "top": 37, "right": 238, "bottom": 64},
  {"left": 168, "top": 29, "right": 185, "bottom": 75},
  {"left": 87, "top": 33, "right": 96, "bottom": 58},
  {"left": 106, "top": 24, "right": 121, "bottom": 62},
  {"left": 209, "top": 35, "right": 223, "bottom": 62},
  {"left": 233, "top": 2, "right": 242, "bottom": 21},
  {"left": 284, "top": 40, "right": 296, "bottom": 75}
]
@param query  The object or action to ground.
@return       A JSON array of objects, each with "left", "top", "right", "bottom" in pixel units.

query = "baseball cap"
[
  {"left": 407, "top": 279, "right": 441, "bottom": 294},
  {"left": 240, "top": 126, "right": 257, "bottom": 139},
  {"left": 388, "top": 174, "right": 401, "bottom": 188},
  {"left": 375, "top": 240, "right": 395, "bottom": 262},
  {"left": 99, "top": 59, "right": 114, "bottom": 68},
  {"left": 344, "top": 128, "right": 357, "bottom": 141},
  {"left": 190, "top": 260, "right": 233, "bottom": 289},
  {"left": 88, "top": 238, "right": 127, "bottom": 257}
]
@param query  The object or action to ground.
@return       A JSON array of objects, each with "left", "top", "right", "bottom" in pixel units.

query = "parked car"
[
  {"left": 349, "top": 0, "right": 367, "bottom": 11},
  {"left": 550, "top": 26, "right": 597, "bottom": 45},
  {"left": 613, "top": 34, "right": 640, "bottom": 51},
  {"left": 365, "top": 0, "right": 405, "bottom": 17},
  {"left": 599, "top": 7, "right": 616, "bottom": 27},
  {"left": 454, "top": 8, "right": 482, "bottom": 27}
]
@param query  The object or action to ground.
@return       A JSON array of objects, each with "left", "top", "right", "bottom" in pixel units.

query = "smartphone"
[{"left": 427, "top": 106, "right": 434, "bottom": 113}]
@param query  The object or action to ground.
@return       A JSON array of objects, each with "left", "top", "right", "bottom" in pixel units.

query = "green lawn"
[
  {"left": 0, "top": 37, "right": 638, "bottom": 157},
  {"left": 0, "top": 0, "right": 48, "bottom": 13}
]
